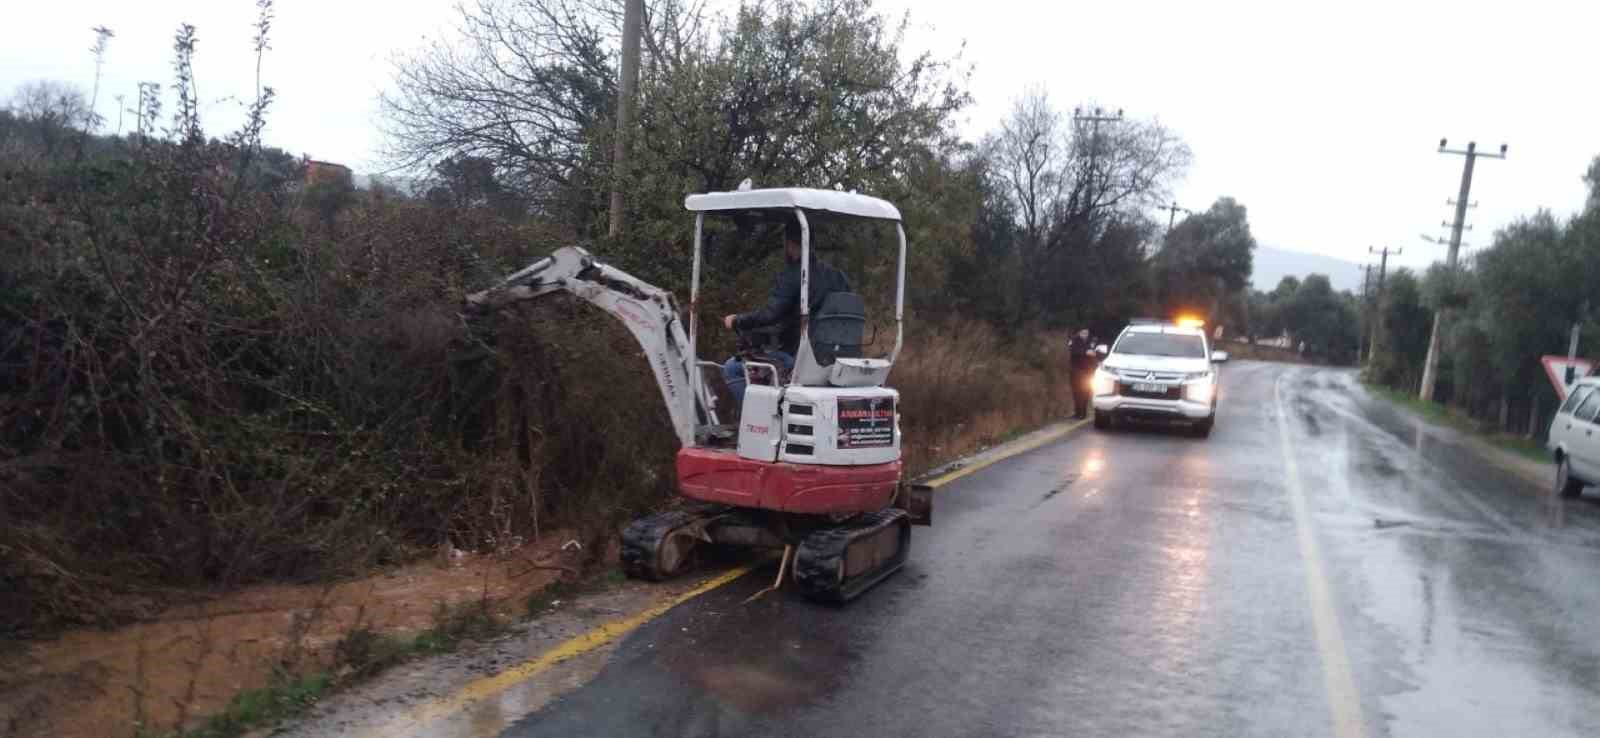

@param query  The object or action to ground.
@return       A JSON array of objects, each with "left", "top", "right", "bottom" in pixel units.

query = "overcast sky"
[{"left": 4, "top": 0, "right": 1596, "bottom": 274}]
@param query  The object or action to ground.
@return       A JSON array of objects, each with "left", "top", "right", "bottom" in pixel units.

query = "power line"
[{"left": 1419, "top": 138, "right": 1507, "bottom": 402}]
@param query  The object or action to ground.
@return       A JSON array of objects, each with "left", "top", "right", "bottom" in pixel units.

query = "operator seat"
[{"left": 809, "top": 292, "right": 866, "bottom": 366}]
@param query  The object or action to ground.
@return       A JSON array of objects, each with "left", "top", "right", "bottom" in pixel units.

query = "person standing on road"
[{"left": 1068, "top": 328, "right": 1099, "bottom": 419}]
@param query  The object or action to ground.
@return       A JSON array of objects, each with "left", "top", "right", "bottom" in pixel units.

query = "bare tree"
[
  {"left": 9, "top": 80, "right": 91, "bottom": 128},
  {"left": 982, "top": 90, "right": 1191, "bottom": 324},
  {"left": 380, "top": 0, "right": 621, "bottom": 215},
  {"left": 987, "top": 90, "right": 1190, "bottom": 249},
  {"left": 987, "top": 89, "right": 1066, "bottom": 248},
  {"left": 1063, "top": 113, "right": 1190, "bottom": 223},
  {"left": 7, "top": 80, "right": 91, "bottom": 157}
]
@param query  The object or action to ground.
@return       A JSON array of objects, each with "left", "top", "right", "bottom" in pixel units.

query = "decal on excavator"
[
  {"left": 614, "top": 298, "right": 654, "bottom": 330},
  {"left": 838, "top": 397, "right": 894, "bottom": 448},
  {"left": 655, "top": 352, "right": 679, "bottom": 402}
]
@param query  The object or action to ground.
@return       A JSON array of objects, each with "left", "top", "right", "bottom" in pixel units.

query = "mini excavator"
[{"left": 463, "top": 186, "right": 931, "bottom": 603}]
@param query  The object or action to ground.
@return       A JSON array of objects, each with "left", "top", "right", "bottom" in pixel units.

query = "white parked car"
[
  {"left": 1548, "top": 376, "right": 1600, "bottom": 498},
  {"left": 1090, "top": 320, "right": 1227, "bottom": 437}
]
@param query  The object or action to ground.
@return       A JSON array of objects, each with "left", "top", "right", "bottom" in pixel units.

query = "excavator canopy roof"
[{"left": 684, "top": 187, "right": 901, "bottom": 222}]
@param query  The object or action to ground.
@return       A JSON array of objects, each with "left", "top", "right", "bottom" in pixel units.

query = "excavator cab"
[{"left": 682, "top": 186, "right": 904, "bottom": 460}]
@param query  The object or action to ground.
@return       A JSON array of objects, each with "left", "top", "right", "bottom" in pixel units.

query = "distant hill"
[{"left": 1251, "top": 246, "right": 1363, "bottom": 293}]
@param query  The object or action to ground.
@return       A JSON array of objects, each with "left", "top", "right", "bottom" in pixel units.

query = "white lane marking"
[{"left": 1275, "top": 368, "right": 1369, "bottom": 738}]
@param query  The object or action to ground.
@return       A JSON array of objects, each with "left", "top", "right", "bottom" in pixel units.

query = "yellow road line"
[
  {"left": 1274, "top": 373, "right": 1368, "bottom": 738},
  {"left": 360, "top": 563, "right": 756, "bottom": 738},
  {"left": 919, "top": 417, "right": 1092, "bottom": 489}
]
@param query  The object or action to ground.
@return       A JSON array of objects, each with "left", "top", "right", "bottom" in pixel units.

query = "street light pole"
[{"left": 1418, "top": 139, "right": 1506, "bottom": 401}]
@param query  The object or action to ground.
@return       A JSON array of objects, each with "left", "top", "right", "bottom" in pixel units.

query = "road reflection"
[
  {"left": 1152, "top": 452, "right": 1215, "bottom": 677},
  {"left": 1082, "top": 452, "right": 1106, "bottom": 478}
]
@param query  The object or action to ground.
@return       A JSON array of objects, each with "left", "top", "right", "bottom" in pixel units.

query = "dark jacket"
[
  {"left": 1068, "top": 335, "right": 1098, "bottom": 371},
  {"left": 733, "top": 257, "right": 851, "bottom": 356}
]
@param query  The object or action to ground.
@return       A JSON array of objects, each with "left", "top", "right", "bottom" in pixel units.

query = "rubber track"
[
  {"left": 793, "top": 508, "right": 910, "bottom": 604},
  {"left": 621, "top": 508, "right": 715, "bottom": 581}
]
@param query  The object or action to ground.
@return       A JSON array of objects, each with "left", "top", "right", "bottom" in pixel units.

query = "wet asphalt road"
[{"left": 499, "top": 361, "right": 1600, "bottom": 737}]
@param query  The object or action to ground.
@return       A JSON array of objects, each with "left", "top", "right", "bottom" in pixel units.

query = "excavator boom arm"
[{"left": 464, "top": 246, "right": 713, "bottom": 448}]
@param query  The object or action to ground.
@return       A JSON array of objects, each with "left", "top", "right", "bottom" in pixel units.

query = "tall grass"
[{"left": 895, "top": 319, "right": 1074, "bottom": 475}]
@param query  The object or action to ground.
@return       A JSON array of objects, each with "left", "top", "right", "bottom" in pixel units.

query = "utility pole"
[
  {"left": 1073, "top": 106, "right": 1124, "bottom": 211},
  {"left": 607, "top": 0, "right": 644, "bottom": 238},
  {"left": 1568, "top": 299, "right": 1590, "bottom": 383},
  {"left": 1368, "top": 246, "right": 1399, "bottom": 369},
  {"left": 1419, "top": 139, "right": 1507, "bottom": 401},
  {"left": 1162, "top": 202, "right": 1193, "bottom": 235},
  {"left": 1359, "top": 264, "right": 1374, "bottom": 365}
]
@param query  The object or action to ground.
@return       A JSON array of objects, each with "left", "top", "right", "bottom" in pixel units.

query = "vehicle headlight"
[
  {"left": 1184, "top": 372, "right": 1216, "bottom": 403},
  {"left": 1092, "top": 368, "right": 1117, "bottom": 396}
]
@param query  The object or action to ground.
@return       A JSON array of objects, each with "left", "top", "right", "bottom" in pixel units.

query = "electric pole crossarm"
[{"left": 1163, "top": 202, "right": 1192, "bottom": 234}]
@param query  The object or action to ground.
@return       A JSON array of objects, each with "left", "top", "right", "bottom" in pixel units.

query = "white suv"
[
  {"left": 1090, "top": 321, "right": 1227, "bottom": 437},
  {"left": 1548, "top": 376, "right": 1600, "bottom": 498}
]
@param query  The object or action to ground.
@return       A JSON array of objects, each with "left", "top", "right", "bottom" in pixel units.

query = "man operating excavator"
[{"left": 720, "top": 219, "right": 851, "bottom": 407}]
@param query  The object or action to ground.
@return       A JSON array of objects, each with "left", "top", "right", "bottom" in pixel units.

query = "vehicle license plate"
[{"left": 1133, "top": 382, "right": 1162, "bottom": 393}]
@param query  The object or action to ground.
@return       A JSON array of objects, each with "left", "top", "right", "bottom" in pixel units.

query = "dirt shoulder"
[{"left": 0, "top": 534, "right": 583, "bottom": 738}]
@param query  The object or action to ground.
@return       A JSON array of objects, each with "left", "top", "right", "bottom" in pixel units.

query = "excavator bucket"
[{"left": 898, "top": 483, "right": 934, "bottom": 526}]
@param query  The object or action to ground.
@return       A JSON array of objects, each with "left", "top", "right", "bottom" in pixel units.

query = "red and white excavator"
[{"left": 464, "top": 186, "right": 930, "bottom": 602}]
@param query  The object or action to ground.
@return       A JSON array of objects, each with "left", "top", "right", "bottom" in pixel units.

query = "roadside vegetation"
[
  {"left": 1357, "top": 161, "right": 1600, "bottom": 442},
  {"left": 1, "top": 0, "right": 1258, "bottom": 645}
]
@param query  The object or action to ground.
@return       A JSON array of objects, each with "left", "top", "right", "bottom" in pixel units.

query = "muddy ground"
[{"left": 0, "top": 532, "right": 590, "bottom": 738}]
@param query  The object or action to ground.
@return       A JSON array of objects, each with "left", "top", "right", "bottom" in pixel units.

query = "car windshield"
[{"left": 1114, "top": 332, "right": 1207, "bottom": 358}]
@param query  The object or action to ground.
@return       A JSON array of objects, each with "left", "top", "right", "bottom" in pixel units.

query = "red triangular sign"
[{"left": 1542, "top": 355, "right": 1596, "bottom": 401}]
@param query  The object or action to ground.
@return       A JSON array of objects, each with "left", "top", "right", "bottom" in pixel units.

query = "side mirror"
[
  {"left": 1095, "top": 344, "right": 1109, "bottom": 356},
  {"left": 1211, "top": 350, "right": 1229, "bottom": 363}
]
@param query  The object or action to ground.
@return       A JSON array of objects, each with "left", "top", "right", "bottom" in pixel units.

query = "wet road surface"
[{"left": 493, "top": 361, "right": 1600, "bottom": 737}]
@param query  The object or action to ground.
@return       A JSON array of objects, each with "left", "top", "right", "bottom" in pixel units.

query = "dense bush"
[{"left": 0, "top": 85, "right": 681, "bottom": 634}]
